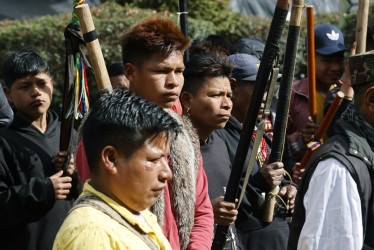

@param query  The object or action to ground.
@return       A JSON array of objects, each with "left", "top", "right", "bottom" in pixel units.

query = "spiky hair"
[{"left": 121, "top": 16, "right": 190, "bottom": 67}]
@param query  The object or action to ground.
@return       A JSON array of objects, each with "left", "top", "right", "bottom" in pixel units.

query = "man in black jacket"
[
  {"left": 0, "top": 50, "right": 81, "bottom": 250},
  {"left": 288, "top": 51, "right": 374, "bottom": 250},
  {"left": 215, "top": 53, "right": 297, "bottom": 250}
]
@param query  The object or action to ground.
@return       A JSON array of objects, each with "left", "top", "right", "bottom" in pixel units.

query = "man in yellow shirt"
[{"left": 53, "top": 89, "right": 181, "bottom": 249}]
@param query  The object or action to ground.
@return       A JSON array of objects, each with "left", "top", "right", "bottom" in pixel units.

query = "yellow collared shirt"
[{"left": 53, "top": 182, "right": 171, "bottom": 250}]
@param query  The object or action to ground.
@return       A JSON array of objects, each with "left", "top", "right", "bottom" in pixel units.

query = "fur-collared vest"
[{"left": 150, "top": 110, "right": 200, "bottom": 250}]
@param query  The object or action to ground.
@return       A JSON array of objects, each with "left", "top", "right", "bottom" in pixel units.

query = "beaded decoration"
[{"left": 252, "top": 131, "right": 268, "bottom": 166}]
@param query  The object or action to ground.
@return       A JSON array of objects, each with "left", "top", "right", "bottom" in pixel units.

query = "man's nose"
[
  {"left": 166, "top": 72, "right": 180, "bottom": 88},
  {"left": 222, "top": 95, "right": 232, "bottom": 110},
  {"left": 31, "top": 86, "right": 41, "bottom": 97},
  {"left": 159, "top": 157, "right": 172, "bottom": 182}
]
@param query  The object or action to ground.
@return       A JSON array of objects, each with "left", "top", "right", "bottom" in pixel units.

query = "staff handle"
[
  {"left": 262, "top": 0, "right": 304, "bottom": 223},
  {"left": 75, "top": 4, "right": 112, "bottom": 93},
  {"left": 307, "top": 6, "right": 316, "bottom": 122},
  {"left": 355, "top": 0, "right": 369, "bottom": 54}
]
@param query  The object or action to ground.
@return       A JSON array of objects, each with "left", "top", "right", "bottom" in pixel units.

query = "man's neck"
[
  {"left": 90, "top": 178, "right": 141, "bottom": 215},
  {"left": 32, "top": 117, "right": 47, "bottom": 132},
  {"left": 198, "top": 129, "right": 211, "bottom": 143},
  {"left": 17, "top": 112, "right": 48, "bottom": 132}
]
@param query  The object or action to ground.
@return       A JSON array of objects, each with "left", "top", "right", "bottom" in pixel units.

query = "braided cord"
[{"left": 71, "top": 0, "right": 85, "bottom": 24}]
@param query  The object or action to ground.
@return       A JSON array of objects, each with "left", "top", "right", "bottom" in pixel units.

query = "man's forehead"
[
  {"left": 144, "top": 51, "right": 184, "bottom": 65},
  {"left": 14, "top": 73, "right": 50, "bottom": 83}
]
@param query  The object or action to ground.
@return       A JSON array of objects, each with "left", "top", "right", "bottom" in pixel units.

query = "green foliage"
[
  {"left": 341, "top": 3, "right": 374, "bottom": 47},
  {"left": 0, "top": 13, "right": 71, "bottom": 111},
  {"left": 0, "top": 0, "right": 371, "bottom": 111},
  {"left": 119, "top": 0, "right": 232, "bottom": 21}
]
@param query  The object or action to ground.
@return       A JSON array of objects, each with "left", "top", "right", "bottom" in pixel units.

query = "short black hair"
[
  {"left": 182, "top": 52, "right": 233, "bottom": 96},
  {"left": 189, "top": 35, "right": 232, "bottom": 58},
  {"left": 81, "top": 88, "right": 181, "bottom": 173},
  {"left": 2, "top": 49, "right": 50, "bottom": 88},
  {"left": 232, "top": 37, "right": 265, "bottom": 60},
  {"left": 107, "top": 61, "right": 124, "bottom": 77}
]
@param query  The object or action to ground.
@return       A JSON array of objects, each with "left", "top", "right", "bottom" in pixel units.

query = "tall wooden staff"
[
  {"left": 211, "top": 0, "right": 291, "bottom": 248},
  {"left": 60, "top": 1, "right": 93, "bottom": 170},
  {"left": 60, "top": 2, "right": 111, "bottom": 173},
  {"left": 178, "top": 0, "right": 189, "bottom": 61},
  {"left": 262, "top": 0, "right": 305, "bottom": 223},
  {"left": 307, "top": 6, "right": 316, "bottom": 122},
  {"left": 355, "top": 0, "right": 369, "bottom": 54},
  {"left": 75, "top": 4, "right": 112, "bottom": 95}
]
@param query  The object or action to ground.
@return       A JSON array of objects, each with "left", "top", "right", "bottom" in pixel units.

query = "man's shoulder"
[
  {"left": 54, "top": 206, "right": 130, "bottom": 250},
  {"left": 305, "top": 133, "right": 371, "bottom": 188},
  {"left": 0, "top": 126, "right": 23, "bottom": 146},
  {"left": 63, "top": 205, "right": 120, "bottom": 231},
  {"left": 307, "top": 135, "right": 349, "bottom": 170}
]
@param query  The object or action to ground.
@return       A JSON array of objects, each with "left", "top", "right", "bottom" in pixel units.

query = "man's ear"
[
  {"left": 365, "top": 86, "right": 374, "bottom": 114},
  {"left": 230, "top": 78, "right": 237, "bottom": 91},
  {"left": 101, "top": 146, "right": 119, "bottom": 175},
  {"left": 180, "top": 91, "right": 192, "bottom": 110},
  {"left": 124, "top": 63, "right": 136, "bottom": 85},
  {"left": 3, "top": 86, "right": 12, "bottom": 103}
]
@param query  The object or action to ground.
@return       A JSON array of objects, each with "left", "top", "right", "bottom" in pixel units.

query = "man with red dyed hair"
[{"left": 76, "top": 17, "right": 214, "bottom": 249}]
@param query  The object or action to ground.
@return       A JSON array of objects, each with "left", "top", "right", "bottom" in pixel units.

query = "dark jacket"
[
  {"left": 0, "top": 110, "right": 81, "bottom": 250},
  {"left": 215, "top": 116, "right": 289, "bottom": 250},
  {"left": 200, "top": 131, "right": 232, "bottom": 199},
  {"left": 288, "top": 120, "right": 374, "bottom": 250},
  {"left": 200, "top": 131, "right": 242, "bottom": 249}
]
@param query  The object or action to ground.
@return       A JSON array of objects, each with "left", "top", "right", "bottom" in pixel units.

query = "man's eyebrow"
[
  {"left": 17, "top": 80, "right": 32, "bottom": 85},
  {"left": 155, "top": 65, "right": 185, "bottom": 70},
  {"left": 209, "top": 89, "right": 225, "bottom": 93}
]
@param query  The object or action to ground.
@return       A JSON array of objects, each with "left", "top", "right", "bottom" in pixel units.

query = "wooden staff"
[
  {"left": 75, "top": 4, "right": 112, "bottom": 94},
  {"left": 178, "top": 0, "right": 189, "bottom": 61},
  {"left": 307, "top": 5, "right": 316, "bottom": 122},
  {"left": 293, "top": 91, "right": 344, "bottom": 183},
  {"left": 262, "top": 0, "right": 304, "bottom": 223},
  {"left": 355, "top": 0, "right": 369, "bottom": 54}
]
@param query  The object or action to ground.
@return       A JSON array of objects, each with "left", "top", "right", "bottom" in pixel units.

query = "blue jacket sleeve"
[{"left": 0, "top": 84, "right": 13, "bottom": 128}]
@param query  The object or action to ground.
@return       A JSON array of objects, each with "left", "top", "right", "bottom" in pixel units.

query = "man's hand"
[
  {"left": 49, "top": 170, "right": 72, "bottom": 200},
  {"left": 260, "top": 161, "right": 284, "bottom": 189},
  {"left": 292, "top": 162, "right": 305, "bottom": 185},
  {"left": 211, "top": 196, "right": 238, "bottom": 226},
  {"left": 52, "top": 151, "right": 75, "bottom": 176},
  {"left": 279, "top": 185, "right": 297, "bottom": 214},
  {"left": 302, "top": 122, "right": 318, "bottom": 145}
]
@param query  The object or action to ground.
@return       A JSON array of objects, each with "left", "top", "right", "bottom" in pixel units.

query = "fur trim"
[{"left": 150, "top": 110, "right": 200, "bottom": 250}]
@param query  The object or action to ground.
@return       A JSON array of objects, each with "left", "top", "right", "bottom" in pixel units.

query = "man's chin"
[{"left": 160, "top": 101, "right": 175, "bottom": 109}]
